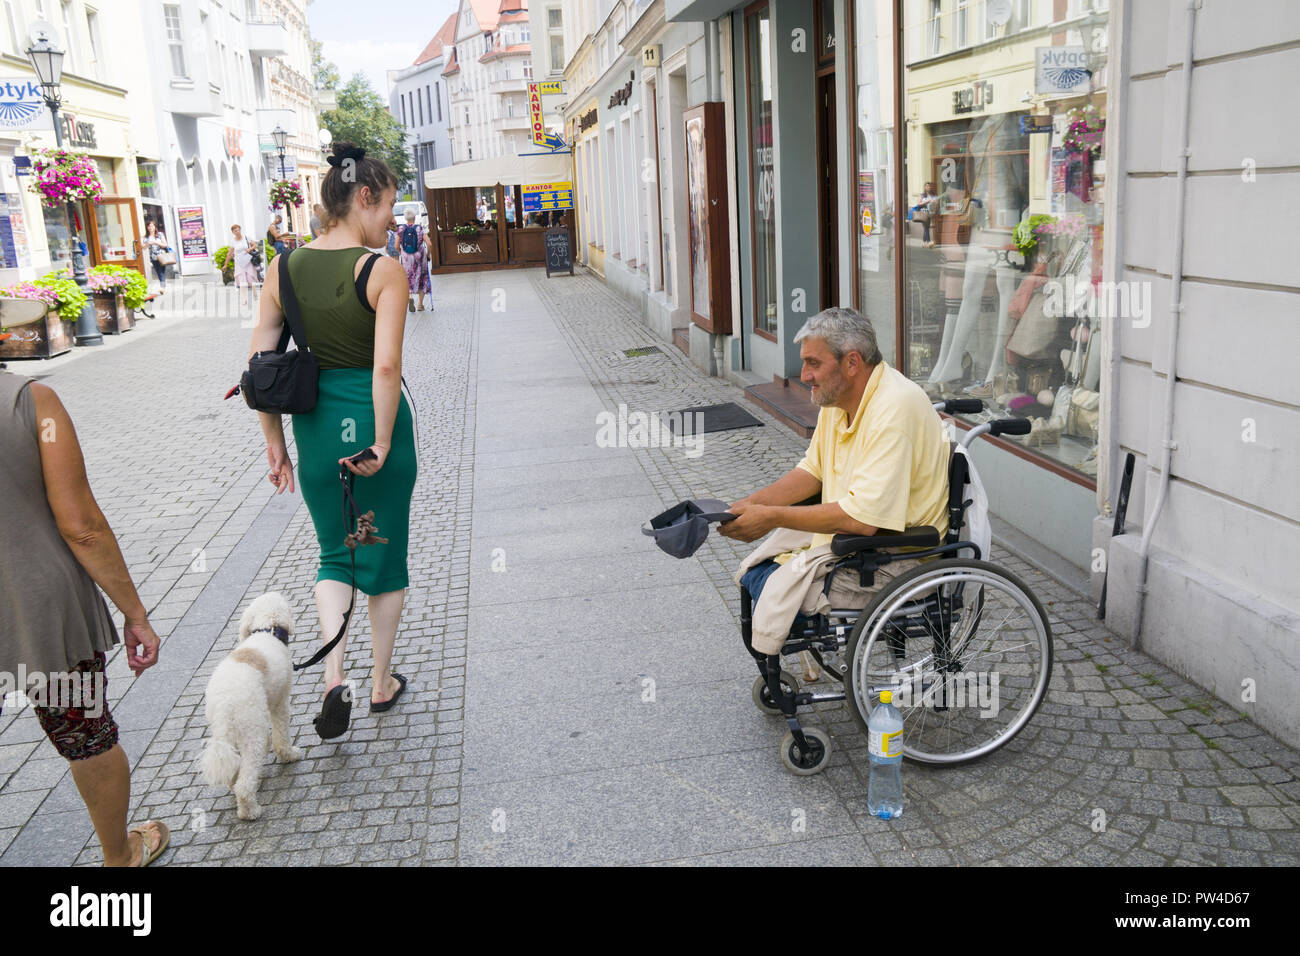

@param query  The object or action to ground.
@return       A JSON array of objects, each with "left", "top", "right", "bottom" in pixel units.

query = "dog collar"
[{"left": 272, "top": 626, "right": 290, "bottom": 646}]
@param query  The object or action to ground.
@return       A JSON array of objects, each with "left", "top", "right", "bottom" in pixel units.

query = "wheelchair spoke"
[{"left": 847, "top": 560, "right": 1053, "bottom": 766}]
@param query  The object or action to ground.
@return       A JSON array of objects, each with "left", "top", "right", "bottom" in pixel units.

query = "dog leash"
[{"left": 291, "top": 457, "right": 382, "bottom": 672}]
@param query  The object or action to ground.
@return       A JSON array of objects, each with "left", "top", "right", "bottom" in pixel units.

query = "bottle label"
[{"left": 869, "top": 729, "right": 902, "bottom": 758}]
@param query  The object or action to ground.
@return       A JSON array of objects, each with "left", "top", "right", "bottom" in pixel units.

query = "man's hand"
[{"left": 719, "top": 501, "right": 776, "bottom": 543}]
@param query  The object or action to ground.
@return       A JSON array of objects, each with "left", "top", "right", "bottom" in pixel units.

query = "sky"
[{"left": 307, "top": 0, "right": 460, "bottom": 97}]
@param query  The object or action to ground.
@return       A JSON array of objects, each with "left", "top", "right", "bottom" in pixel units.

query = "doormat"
[
  {"left": 665, "top": 402, "right": 763, "bottom": 436},
  {"left": 623, "top": 345, "right": 662, "bottom": 358}
]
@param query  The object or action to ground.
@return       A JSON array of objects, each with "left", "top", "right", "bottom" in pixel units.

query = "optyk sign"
[{"left": 0, "top": 77, "right": 53, "bottom": 131}]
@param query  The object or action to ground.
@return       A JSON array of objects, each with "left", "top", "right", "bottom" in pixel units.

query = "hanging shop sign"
[
  {"left": 176, "top": 204, "right": 209, "bottom": 260},
  {"left": 578, "top": 107, "right": 599, "bottom": 133},
  {"left": 537, "top": 79, "right": 563, "bottom": 95},
  {"left": 608, "top": 72, "right": 635, "bottom": 109},
  {"left": 952, "top": 80, "right": 994, "bottom": 115},
  {"left": 1035, "top": 47, "right": 1091, "bottom": 96},
  {"left": 521, "top": 181, "right": 574, "bottom": 213},
  {"left": 60, "top": 111, "right": 97, "bottom": 149},
  {"left": 527, "top": 83, "right": 567, "bottom": 150},
  {"left": 0, "top": 79, "right": 53, "bottom": 130}
]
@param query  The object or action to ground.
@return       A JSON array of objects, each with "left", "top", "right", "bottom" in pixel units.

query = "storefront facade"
[{"left": 655, "top": 0, "right": 1300, "bottom": 747}]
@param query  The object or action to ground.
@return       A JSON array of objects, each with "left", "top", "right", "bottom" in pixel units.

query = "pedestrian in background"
[
  {"left": 143, "top": 220, "right": 172, "bottom": 293},
  {"left": 267, "top": 215, "right": 286, "bottom": 257},
  {"left": 397, "top": 208, "right": 430, "bottom": 312},
  {"left": 246, "top": 141, "right": 417, "bottom": 740},
  {"left": 230, "top": 224, "right": 259, "bottom": 309},
  {"left": 310, "top": 203, "right": 326, "bottom": 239},
  {"left": 0, "top": 368, "right": 167, "bottom": 866}
]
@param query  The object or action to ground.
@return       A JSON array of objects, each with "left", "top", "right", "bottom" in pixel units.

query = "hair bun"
[{"left": 327, "top": 142, "right": 366, "bottom": 167}]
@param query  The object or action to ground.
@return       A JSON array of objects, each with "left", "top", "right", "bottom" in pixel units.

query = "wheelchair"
[{"left": 740, "top": 399, "right": 1054, "bottom": 775}]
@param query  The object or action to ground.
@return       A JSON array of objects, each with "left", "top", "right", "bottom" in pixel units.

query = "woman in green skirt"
[{"left": 248, "top": 141, "right": 416, "bottom": 740}]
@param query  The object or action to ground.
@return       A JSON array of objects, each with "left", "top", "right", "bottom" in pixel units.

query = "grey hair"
[
  {"left": 403, "top": 208, "right": 416, "bottom": 221},
  {"left": 793, "top": 307, "right": 883, "bottom": 366}
]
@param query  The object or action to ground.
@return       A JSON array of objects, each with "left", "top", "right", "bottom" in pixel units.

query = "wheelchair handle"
[
  {"left": 960, "top": 417, "right": 1032, "bottom": 447},
  {"left": 933, "top": 398, "right": 984, "bottom": 415}
]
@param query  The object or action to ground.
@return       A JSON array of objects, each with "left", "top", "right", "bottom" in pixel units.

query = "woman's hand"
[
  {"left": 267, "top": 443, "right": 295, "bottom": 494},
  {"left": 340, "top": 443, "right": 388, "bottom": 477},
  {"left": 123, "top": 618, "right": 160, "bottom": 676}
]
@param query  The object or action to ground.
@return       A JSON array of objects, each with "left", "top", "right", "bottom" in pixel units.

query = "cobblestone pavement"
[{"left": 1, "top": 268, "right": 1297, "bottom": 866}]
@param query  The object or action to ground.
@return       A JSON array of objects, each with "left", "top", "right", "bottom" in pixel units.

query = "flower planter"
[
  {"left": 93, "top": 291, "right": 133, "bottom": 335},
  {"left": 0, "top": 302, "right": 74, "bottom": 359}
]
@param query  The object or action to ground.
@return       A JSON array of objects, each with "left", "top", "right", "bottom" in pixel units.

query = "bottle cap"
[{"left": 880, "top": 690, "right": 892, "bottom": 703}]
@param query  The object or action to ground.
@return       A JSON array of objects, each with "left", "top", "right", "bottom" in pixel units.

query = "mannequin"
[{"left": 926, "top": 114, "right": 1027, "bottom": 388}]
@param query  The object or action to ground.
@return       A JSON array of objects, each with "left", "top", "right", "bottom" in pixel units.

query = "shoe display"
[{"left": 1021, "top": 416, "right": 1062, "bottom": 447}]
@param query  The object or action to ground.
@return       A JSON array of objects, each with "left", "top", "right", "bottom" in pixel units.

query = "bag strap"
[
  {"left": 276, "top": 249, "right": 309, "bottom": 354},
  {"left": 292, "top": 464, "right": 359, "bottom": 672}
]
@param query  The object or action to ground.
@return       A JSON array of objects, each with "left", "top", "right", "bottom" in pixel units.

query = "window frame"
[{"left": 744, "top": 0, "right": 777, "bottom": 342}]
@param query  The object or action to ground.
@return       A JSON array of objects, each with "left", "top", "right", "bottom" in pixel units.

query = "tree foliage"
[
  {"left": 312, "top": 39, "right": 340, "bottom": 91},
  {"left": 319, "top": 73, "right": 412, "bottom": 186}
]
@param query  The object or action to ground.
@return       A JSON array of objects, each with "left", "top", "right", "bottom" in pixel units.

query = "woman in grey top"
[{"left": 0, "top": 369, "right": 168, "bottom": 866}]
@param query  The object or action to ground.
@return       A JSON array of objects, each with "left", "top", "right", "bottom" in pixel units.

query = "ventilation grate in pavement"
[
  {"left": 665, "top": 401, "right": 764, "bottom": 435},
  {"left": 622, "top": 345, "right": 662, "bottom": 358}
]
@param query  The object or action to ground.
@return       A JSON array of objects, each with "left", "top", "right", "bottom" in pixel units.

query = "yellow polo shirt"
[{"left": 794, "top": 361, "right": 950, "bottom": 550}]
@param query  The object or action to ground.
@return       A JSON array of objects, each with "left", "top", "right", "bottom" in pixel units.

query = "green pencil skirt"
[{"left": 291, "top": 368, "right": 417, "bottom": 595}]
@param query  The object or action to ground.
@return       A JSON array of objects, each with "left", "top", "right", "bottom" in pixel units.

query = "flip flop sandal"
[
  {"left": 370, "top": 673, "right": 408, "bottom": 714},
  {"left": 314, "top": 685, "right": 352, "bottom": 739},
  {"left": 130, "top": 820, "right": 170, "bottom": 867}
]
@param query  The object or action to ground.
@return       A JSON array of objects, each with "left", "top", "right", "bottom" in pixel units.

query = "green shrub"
[
  {"left": 89, "top": 264, "right": 149, "bottom": 310},
  {"left": 33, "top": 271, "right": 87, "bottom": 323}
]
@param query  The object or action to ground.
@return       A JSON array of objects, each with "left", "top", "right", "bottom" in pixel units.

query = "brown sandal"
[{"left": 128, "top": 820, "right": 170, "bottom": 867}]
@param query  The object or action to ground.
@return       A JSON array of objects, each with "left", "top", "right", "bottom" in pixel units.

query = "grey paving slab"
[
  {"left": 470, "top": 493, "right": 667, "bottom": 541},
  {"left": 463, "top": 676, "right": 811, "bottom": 787},
  {"left": 466, "top": 582, "right": 736, "bottom": 650},
  {"left": 472, "top": 471, "right": 658, "bottom": 511},
  {"left": 459, "top": 749, "right": 856, "bottom": 866},
  {"left": 469, "top": 547, "right": 701, "bottom": 607}
]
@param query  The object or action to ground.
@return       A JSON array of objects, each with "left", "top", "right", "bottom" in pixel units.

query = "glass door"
[{"left": 89, "top": 197, "right": 144, "bottom": 274}]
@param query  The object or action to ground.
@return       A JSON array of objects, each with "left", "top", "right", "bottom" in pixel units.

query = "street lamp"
[
  {"left": 271, "top": 125, "right": 289, "bottom": 233},
  {"left": 27, "top": 33, "right": 102, "bottom": 346}
]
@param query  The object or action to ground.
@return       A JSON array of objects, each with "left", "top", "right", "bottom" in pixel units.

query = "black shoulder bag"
[{"left": 239, "top": 250, "right": 319, "bottom": 414}]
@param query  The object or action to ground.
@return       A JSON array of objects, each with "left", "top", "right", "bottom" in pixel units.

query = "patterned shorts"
[{"left": 0, "top": 653, "right": 119, "bottom": 761}]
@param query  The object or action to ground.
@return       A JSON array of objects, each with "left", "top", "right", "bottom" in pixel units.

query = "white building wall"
[{"left": 1103, "top": 0, "right": 1300, "bottom": 747}]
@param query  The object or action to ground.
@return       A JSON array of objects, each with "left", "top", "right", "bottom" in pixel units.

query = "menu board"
[{"left": 177, "top": 205, "right": 209, "bottom": 260}]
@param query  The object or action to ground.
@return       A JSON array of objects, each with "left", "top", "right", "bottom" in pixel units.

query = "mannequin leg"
[
  {"left": 1082, "top": 319, "right": 1102, "bottom": 391},
  {"left": 930, "top": 245, "right": 994, "bottom": 383},
  {"left": 980, "top": 263, "right": 1019, "bottom": 384}
]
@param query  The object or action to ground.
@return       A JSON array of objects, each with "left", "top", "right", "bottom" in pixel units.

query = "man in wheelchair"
[
  {"left": 719, "top": 307, "right": 1053, "bottom": 774},
  {"left": 720, "top": 306, "right": 951, "bottom": 658}
]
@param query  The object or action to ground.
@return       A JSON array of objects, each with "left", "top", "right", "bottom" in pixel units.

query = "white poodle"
[{"left": 199, "top": 592, "right": 303, "bottom": 820}]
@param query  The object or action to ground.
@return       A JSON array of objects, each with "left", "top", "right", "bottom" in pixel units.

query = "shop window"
[
  {"left": 746, "top": 2, "right": 776, "bottom": 338},
  {"left": 901, "top": 2, "right": 1109, "bottom": 480},
  {"left": 851, "top": 0, "right": 897, "bottom": 366}
]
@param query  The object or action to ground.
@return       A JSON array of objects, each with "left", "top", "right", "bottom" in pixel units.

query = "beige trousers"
[{"left": 735, "top": 528, "right": 921, "bottom": 655}]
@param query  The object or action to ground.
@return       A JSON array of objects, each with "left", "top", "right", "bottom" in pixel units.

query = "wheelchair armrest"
[
  {"left": 794, "top": 494, "right": 822, "bottom": 507},
  {"left": 831, "top": 526, "right": 941, "bottom": 556}
]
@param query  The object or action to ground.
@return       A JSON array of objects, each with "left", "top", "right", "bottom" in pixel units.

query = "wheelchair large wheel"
[{"left": 845, "top": 559, "right": 1052, "bottom": 765}]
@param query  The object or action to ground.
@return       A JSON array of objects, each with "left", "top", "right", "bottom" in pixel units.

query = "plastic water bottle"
[{"left": 867, "top": 690, "right": 904, "bottom": 819}]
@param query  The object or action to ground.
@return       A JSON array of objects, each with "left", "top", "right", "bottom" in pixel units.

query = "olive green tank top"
[{"left": 286, "top": 247, "right": 380, "bottom": 370}]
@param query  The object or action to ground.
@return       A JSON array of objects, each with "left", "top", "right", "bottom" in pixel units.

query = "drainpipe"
[
  {"left": 1133, "top": 0, "right": 1200, "bottom": 649},
  {"left": 706, "top": 17, "right": 726, "bottom": 376}
]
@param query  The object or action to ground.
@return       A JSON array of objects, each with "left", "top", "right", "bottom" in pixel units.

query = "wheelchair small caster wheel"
[
  {"left": 752, "top": 673, "right": 798, "bottom": 716},
  {"left": 780, "top": 727, "right": 832, "bottom": 775}
]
